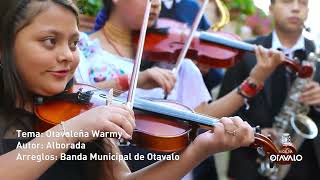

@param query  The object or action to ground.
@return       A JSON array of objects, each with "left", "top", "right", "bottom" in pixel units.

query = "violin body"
[
  {"left": 35, "top": 84, "right": 195, "bottom": 152},
  {"left": 134, "top": 18, "right": 244, "bottom": 68},
  {"left": 134, "top": 100, "right": 193, "bottom": 152}
]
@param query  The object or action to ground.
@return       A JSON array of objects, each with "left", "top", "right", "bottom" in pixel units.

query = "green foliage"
[
  {"left": 76, "top": 0, "right": 103, "bottom": 16},
  {"left": 225, "top": 0, "right": 256, "bottom": 16}
]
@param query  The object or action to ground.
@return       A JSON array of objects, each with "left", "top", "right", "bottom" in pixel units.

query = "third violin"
[{"left": 133, "top": 18, "right": 313, "bottom": 78}]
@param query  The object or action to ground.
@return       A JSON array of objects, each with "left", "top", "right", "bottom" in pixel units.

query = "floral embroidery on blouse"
[
  {"left": 78, "top": 33, "right": 131, "bottom": 83},
  {"left": 87, "top": 63, "right": 126, "bottom": 83}
]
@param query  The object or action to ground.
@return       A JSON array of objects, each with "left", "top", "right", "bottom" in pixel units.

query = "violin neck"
[
  {"left": 199, "top": 32, "right": 255, "bottom": 53},
  {"left": 199, "top": 32, "right": 308, "bottom": 76},
  {"left": 88, "top": 88, "right": 219, "bottom": 127},
  {"left": 133, "top": 98, "right": 219, "bottom": 127}
]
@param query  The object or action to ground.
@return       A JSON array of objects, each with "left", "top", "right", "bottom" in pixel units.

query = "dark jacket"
[{"left": 218, "top": 33, "right": 320, "bottom": 180}]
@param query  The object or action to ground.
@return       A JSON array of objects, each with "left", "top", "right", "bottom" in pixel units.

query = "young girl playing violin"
[
  {"left": 0, "top": 0, "right": 255, "bottom": 179},
  {"left": 75, "top": 0, "right": 285, "bottom": 118}
]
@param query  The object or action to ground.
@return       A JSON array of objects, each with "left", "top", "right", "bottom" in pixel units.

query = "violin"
[
  {"left": 34, "top": 84, "right": 296, "bottom": 164},
  {"left": 133, "top": 18, "right": 313, "bottom": 78}
]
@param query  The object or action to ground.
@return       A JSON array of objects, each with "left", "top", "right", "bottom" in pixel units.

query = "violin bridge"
[
  {"left": 125, "top": 102, "right": 132, "bottom": 109},
  {"left": 257, "top": 146, "right": 266, "bottom": 157},
  {"left": 117, "top": 138, "right": 133, "bottom": 147},
  {"left": 106, "top": 89, "right": 113, "bottom": 106}
]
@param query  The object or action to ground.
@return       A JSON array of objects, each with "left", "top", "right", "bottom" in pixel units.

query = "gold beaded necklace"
[{"left": 102, "top": 22, "right": 133, "bottom": 58}]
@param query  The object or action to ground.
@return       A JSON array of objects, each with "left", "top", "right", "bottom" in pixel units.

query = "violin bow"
[
  {"left": 172, "top": 0, "right": 209, "bottom": 74},
  {"left": 127, "top": 0, "right": 152, "bottom": 109},
  {"left": 164, "top": 0, "right": 209, "bottom": 99}
]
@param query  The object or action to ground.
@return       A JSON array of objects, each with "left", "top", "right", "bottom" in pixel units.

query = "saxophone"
[{"left": 258, "top": 52, "right": 319, "bottom": 180}]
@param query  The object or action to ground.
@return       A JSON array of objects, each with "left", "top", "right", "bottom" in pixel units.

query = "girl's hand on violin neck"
[
  {"left": 64, "top": 104, "right": 135, "bottom": 143},
  {"left": 137, "top": 67, "right": 176, "bottom": 94},
  {"left": 192, "top": 116, "right": 254, "bottom": 156},
  {"left": 250, "top": 45, "right": 285, "bottom": 84}
]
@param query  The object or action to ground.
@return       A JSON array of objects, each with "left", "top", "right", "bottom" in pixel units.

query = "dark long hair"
[
  {"left": 103, "top": 0, "right": 114, "bottom": 21},
  {"left": 93, "top": 0, "right": 113, "bottom": 31},
  {"left": 0, "top": 0, "right": 78, "bottom": 111}
]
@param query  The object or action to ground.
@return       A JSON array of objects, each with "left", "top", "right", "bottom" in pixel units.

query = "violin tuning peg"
[
  {"left": 269, "top": 161, "right": 274, "bottom": 168},
  {"left": 106, "top": 88, "right": 113, "bottom": 106},
  {"left": 293, "top": 57, "right": 300, "bottom": 63},
  {"left": 257, "top": 147, "right": 266, "bottom": 157},
  {"left": 254, "top": 126, "right": 261, "bottom": 134},
  {"left": 117, "top": 138, "right": 131, "bottom": 146},
  {"left": 34, "top": 97, "right": 44, "bottom": 105}
]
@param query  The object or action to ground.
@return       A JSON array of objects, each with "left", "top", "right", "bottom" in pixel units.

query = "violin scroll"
[
  {"left": 250, "top": 126, "right": 297, "bottom": 165},
  {"left": 283, "top": 60, "right": 313, "bottom": 78}
]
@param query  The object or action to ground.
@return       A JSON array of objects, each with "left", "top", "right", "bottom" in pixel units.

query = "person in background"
[
  {"left": 93, "top": 0, "right": 225, "bottom": 94},
  {"left": 218, "top": 0, "right": 320, "bottom": 179}
]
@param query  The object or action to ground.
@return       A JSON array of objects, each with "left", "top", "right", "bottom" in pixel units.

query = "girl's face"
[
  {"left": 14, "top": 3, "right": 79, "bottom": 96},
  {"left": 115, "top": 0, "right": 161, "bottom": 29}
]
